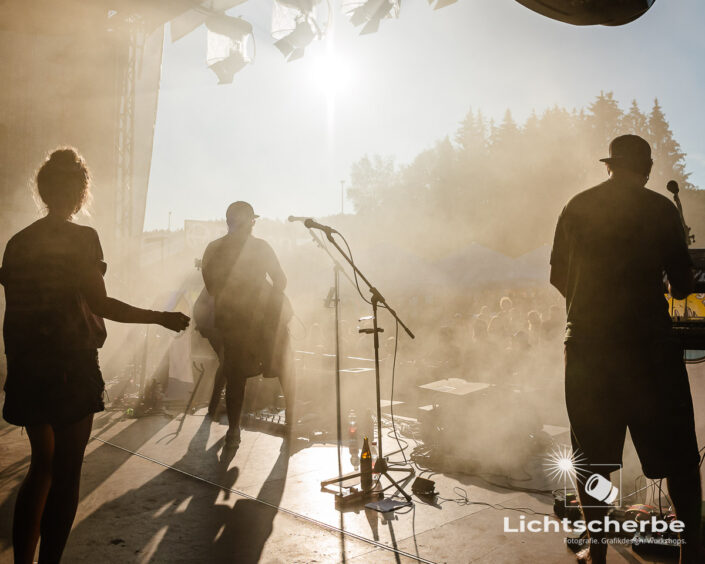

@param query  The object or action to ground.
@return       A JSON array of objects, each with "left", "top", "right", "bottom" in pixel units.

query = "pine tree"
[
  {"left": 523, "top": 110, "right": 540, "bottom": 138},
  {"left": 455, "top": 107, "right": 486, "bottom": 156},
  {"left": 620, "top": 99, "right": 648, "bottom": 138},
  {"left": 647, "top": 98, "right": 692, "bottom": 191},
  {"left": 492, "top": 109, "right": 520, "bottom": 149},
  {"left": 587, "top": 91, "right": 623, "bottom": 155}
]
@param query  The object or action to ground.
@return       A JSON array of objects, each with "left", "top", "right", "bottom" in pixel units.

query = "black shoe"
[
  {"left": 224, "top": 428, "right": 241, "bottom": 450},
  {"left": 221, "top": 434, "right": 240, "bottom": 463}
]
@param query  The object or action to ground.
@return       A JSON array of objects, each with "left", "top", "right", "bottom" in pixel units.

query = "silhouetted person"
[
  {"left": 526, "top": 309, "right": 542, "bottom": 346},
  {"left": 550, "top": 135, "right": 702, "bottom": 564},
  {"left": 201, "top": 201, "right": 294, "bottom": 455},
  {"left": 540, "top": 304, "right": 563, "bottom": 342},
  {"left": 0, "top": 148, "right": 190, "bottom": 564}
]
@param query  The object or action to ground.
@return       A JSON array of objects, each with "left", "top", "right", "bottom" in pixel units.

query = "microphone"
[
  {"left": 667, "top": 180, "right": 679, "bottom": 195},
  {"left": 304, "top": 218, "right": 337, "bottom": 234},
  {"left": 288, "top": 215, "right": 336, "bottom": 234}
]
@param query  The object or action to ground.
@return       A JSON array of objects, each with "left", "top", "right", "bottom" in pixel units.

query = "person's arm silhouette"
[{"left": 81, "top": 232, "right": 189, "bottom": 332}]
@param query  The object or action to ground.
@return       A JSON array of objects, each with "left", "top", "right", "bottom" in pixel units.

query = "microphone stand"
[
  {"left": 306, "top": 228, "right": 357, "bottom": 494},
  {"left": 667, "top": 181, "right": 695, "bottom": 247},
  {"left": 314, "top": 224, "right": 416, "bottom": 503},
  {"left": 667, "top": 181, "right": 696, "bottom": 319}
]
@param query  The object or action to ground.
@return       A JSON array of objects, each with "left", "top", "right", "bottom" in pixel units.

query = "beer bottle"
[{"left": 361, "top": 435, "right": 373, "bottom": 491}]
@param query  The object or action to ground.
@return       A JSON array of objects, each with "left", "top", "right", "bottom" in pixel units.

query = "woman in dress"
[{"left": 0, "top": 148, "right": 190, "bottom": 563}]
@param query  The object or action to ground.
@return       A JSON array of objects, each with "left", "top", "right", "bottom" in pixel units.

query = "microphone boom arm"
[
  {"left": 667, "top": 181, "right": 695, "bottom": 246},
  {"left": 322, "top": 229, "right": 415, "bottom": 340}
]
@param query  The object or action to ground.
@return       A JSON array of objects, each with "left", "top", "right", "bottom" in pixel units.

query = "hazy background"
[{"left": 145, "top": 0, "right": 705, "bottom": 230}]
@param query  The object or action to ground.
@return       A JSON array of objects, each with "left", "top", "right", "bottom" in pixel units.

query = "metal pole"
[
  {"left": 334, "top": 265, "right": 343, "bottom": 490},
  {"left": 372, "top": 297, "right": 383, "bottom": 459},
  {"left": 340, "top": 180, "right": 345, "bottom": 215}
]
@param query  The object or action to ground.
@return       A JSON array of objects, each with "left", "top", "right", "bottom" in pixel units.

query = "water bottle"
[{"left": 347, "top": 409, "right": 358, "bottom": 448}]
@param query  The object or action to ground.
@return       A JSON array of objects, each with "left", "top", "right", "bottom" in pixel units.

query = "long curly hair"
[{"left": 36, "top": 147, "right": 91, "bottom": 217}]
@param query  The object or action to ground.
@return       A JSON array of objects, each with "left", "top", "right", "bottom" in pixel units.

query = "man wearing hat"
[
  {"left": 201, "top": 201, "right": 294, "bottom": 455},
  {"left": 550, "top": 135, "right": 702, "bottom": 563}
]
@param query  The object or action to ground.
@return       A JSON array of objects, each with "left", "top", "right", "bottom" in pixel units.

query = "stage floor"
[{"left": 0, "top": 403, "right": 696, "bottom": 564}]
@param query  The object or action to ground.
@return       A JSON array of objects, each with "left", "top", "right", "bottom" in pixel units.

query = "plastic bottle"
[{"left": 347, "top": 409, "right": 358, "bottom": 448}]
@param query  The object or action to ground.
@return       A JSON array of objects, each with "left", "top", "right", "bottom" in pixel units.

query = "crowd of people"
[{"left": 292, "top": 286, "right": 567, "bottom": 425}]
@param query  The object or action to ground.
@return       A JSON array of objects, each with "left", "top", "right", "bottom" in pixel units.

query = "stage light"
[
  {"left": 169, "top": 1, "right": 251, "bottom": 42},
  {"left": 205, "top": 14, "right": 255, "bottom": 83},
  {"left": 427, "top": 0, "right": 457, "bottom": 11},
  {"left": 514, "top": 0, "right": 656, "bottom": 26},
  {"left": 272, "top": 0, "right": 328, "bottom": 61},
  {"left": 343, "top": 0, "right": 400, "bottom": 35}
]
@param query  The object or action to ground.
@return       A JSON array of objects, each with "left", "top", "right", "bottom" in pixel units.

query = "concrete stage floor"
[{"left": 2, "top": 398, "right": 701, "bottom": 564}]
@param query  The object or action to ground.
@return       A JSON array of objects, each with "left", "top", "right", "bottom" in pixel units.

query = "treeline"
[{"left": 346, "top": 92, "right": 703, "bottom": 257}]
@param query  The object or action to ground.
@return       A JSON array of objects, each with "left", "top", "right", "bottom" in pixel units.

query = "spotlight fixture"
[
  {"left": 169, "top": 1, "right": 250, "bottom": 41},
  {"left": 344, "top": 0, "right": 400, "bottom": 35},
  {"left": 427, "top": 0, "right": 457, "bottom": 10},
  {"left": 205, "top": 14, "right": 255, "bottom": 83},
  {"left": 514, "top": 0, "right": 656, "bottom": 26},
  {"left": 272, "top": 0, "right": 328, "bottom": 61}
]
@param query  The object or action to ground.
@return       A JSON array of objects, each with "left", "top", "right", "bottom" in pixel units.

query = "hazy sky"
[{"left": 144, "top": 0, "right": 705, "bottom": 231}]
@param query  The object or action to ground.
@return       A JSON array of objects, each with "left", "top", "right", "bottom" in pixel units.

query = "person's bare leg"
[
  {"left": 37, "top": 414, "right": 93, "bottom": 563},
  {"left": 208, "top": 363, "right": 226, "bottom": 418},
  {"left": 667, "top": 465, "right": 704, "bottom": 564},
  {"left": 13, "top": 425, "right": 55, "bottom": 564},
  {"left": 208, "top": 341, "right": 225, "bottom": 418},
  {"left": 574, "top": 469, "right": 609, "bottom": 564},
  {"left": 279, "top": 346, "right": 295, "bottom": 432},
  {"left": 224, "top": 373, "right": 245, "bottom": 448}
]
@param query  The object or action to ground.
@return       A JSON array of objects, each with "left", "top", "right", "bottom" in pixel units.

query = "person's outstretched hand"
[{"left": 160, "top": 311, "right": 190, "bottom": 332}]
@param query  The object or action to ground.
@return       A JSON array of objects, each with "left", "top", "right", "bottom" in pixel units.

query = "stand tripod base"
[
  {"left": 375, "top": 464, "right": 415, "bottom": 503},
  {"left": 335, "top": 487, "right": 383, "bottom": 508},
  {"left": 321, "top": 458, "right": 416, "bottom": 504},
  {"left": 321, "top": 470, "right": 383, "bottom": 506}
]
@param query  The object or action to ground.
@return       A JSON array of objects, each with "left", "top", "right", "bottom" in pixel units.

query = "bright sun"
[{"left": 309, "top": 52, "right": 352, "bottom": 96}]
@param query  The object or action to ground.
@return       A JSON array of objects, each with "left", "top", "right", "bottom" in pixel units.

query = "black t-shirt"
[
  {"left": 1, "top": 217, "right": 108, "bottom": 355},
  {"left": 201, "top": 233, "right": 284, "bottom": 331},
  {"left": 550, "top": 178, "right": 692, "bottom": 343}
]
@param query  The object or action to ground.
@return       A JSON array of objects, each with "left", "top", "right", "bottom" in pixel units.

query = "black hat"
[
  {"left": 599, "top": 135, "right": 652, "bottom": 171},
  {"left": 226, "top": 201, "right": 259, "bottom": 225}
]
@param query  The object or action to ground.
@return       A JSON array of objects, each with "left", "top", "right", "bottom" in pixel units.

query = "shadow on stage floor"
[{"left": 69, "top": 415, "right": 291, "bottom": 563}]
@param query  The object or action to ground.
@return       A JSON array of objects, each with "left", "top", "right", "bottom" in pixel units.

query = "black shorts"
[
  {"left": 565, "top": 339, "right": 699, "bottom": 479},
  {"left": 220, "top": 320, "right": 293, "bottom": 383},
  {"left": 2, "top": 349, "right": 105, "bottom": 427}
]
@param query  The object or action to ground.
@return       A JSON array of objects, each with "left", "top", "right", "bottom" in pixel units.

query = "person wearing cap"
[
  {"left": 201, "top": 201, "right": 294, "bottom": 455},
  {"left": 550, "top": 135, "right": 702, "bottom": 564}
]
